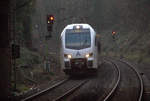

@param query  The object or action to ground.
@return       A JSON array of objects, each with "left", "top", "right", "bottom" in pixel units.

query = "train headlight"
[
  {"left": 85, "top": 54, "right": 90, "bottom": 58},
  {"left": 73, "top": 25, "right": 83, "bottom": 30},
  {"left": 64, "top": 54, "right": 72, "bottom": 59},
  {"left": 67, "top": 54, "right": 72, "bottom": 59},
  {"left": 76, "top": 25, "right": 80, "bottom": 29},
  {"left": 85, "top": 53, "right": 93, "bottom": 58}
]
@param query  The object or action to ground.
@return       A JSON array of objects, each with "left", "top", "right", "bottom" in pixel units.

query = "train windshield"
[{"left": 65, "top": 29, "right": 91, "bottom": 50}]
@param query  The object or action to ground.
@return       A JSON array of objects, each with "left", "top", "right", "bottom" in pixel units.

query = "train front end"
[{"left": 60, "top": 24, "right": 98, "bottom": 75}]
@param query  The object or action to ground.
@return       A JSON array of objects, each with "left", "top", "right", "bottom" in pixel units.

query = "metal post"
[
  {"left": 11, "top": 0, "right": 17, "bottom": 91},
  {"left": 13, "top": 59, "right": 17, "bottom": 91},
  {"left": 112, "top": 33, "right": 123, "bottom": 58}
]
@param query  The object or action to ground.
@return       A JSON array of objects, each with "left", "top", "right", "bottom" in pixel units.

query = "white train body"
[{"left": 60, "top": 24, "right": 99, "bottom": 75}]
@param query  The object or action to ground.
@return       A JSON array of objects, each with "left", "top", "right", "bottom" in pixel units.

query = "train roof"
[
  {"left": 65, "top": 23, "right": 92, "bottom": 29},
  {"left": 61, "top": 23, "right": 95, "bottom": 37}
]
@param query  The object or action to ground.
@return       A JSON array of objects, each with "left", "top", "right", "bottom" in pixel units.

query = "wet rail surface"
[
  {"left": 68, "top": 58, "right": 143, "bottom": 101},
  {"left": 54, "top": 80, "right": 88, "bottom": 101},
  {"left": 118, "top": 59, "right": 143, "bottom": 101},
  {"left": 21, "top": 79, "right": 69, "bottom": 101},
  {"left": 21, "top": 57, "right": 143, "bottom": 101},
  {"left": 22, "top": 59, "right": 119, "bottom": 101},
  {"left": 103, "top": 58, "right": 143, "bottom": 101},
  {"left": 22, "top": 78, "right": 88, "bottom": 101},
  {"left": 67, "top": 59, "right": 120, "bottom": 101},
  {"left": 100, "top": 59, "right": 121, "bottom": 101}
]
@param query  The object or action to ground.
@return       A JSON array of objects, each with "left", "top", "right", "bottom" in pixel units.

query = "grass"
[
  {"left": 141, "top": 57, "right": 150, "bottom": 64},
  {"left": 102, "top": 51, "right": 150, "bottom": 64},
  {"left": 125, "top": 53, "right": 140, "bottom": 62},
  {"left": 17, "top": 84, "right": 30, "bottom": 92},
  {"left": 11, "top": 83, "right": 30, "bottom": 93}
]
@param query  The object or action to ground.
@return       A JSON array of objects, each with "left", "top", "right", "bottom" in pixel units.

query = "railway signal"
[
  {"left": 112, "top": 31, "right": 116, "bottom": 35},
  {"left": 46, "top": 15, "right": 54, "bottom": 39},
  {"left": 47, "top": 15, "right": 54, "bottom": 32},
  {"left": 112, "top": 31, "right": 116, "bottom": 39}
]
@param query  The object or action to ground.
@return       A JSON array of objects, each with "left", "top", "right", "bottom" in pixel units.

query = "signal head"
[
  {"left": 112, "top": 31, "right": 116, "bottom": 35},
  {"left": 49, "top": 16, "right": 54, "bottom": 21},
  {"left": 47, "top": 15, "right": 54, "bottom": 24}
]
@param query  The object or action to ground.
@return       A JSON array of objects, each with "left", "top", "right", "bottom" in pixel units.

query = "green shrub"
[{"left": 16, "top": 47, "right": 42, "bottom": 66}]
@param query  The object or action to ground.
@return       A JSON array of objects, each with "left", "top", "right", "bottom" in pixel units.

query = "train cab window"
[{"left": 65, "top": 29, "right": 91, "bottom": 50}]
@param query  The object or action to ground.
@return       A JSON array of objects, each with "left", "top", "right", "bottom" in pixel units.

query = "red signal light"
[
  {"left": 47, "top": 15, "right": 54, "bottom": 32},
  {"left": 112, "top": 31, "right": 116, "bottom": 35},
  {"left": 49, "top": 16, "right": 54, "bottom": 21},
  {"left": 47, "top": 15, "right": 54, "bottom": 24}
]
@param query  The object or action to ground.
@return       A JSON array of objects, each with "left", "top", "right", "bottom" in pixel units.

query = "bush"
[{"left": 16, "top": 47, "right": 42, "bottom": 66}]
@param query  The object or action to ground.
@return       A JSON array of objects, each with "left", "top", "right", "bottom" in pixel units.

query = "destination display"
[{"left": 66, "top": 29, "right": 90, "bottom": 33}]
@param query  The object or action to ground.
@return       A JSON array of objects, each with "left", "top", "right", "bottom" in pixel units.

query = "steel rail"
[
  {"left": 118, "top": 59, "right": 143, "bottom": 101},
  {"left": 102, "top": 59, "right": 121, "bottom": 101},
  {"left": 53, "top": 80, "right": 88, "bottom": 101},
  {"left": 22, "top": 79, "right": 69, "bottom": 101}
]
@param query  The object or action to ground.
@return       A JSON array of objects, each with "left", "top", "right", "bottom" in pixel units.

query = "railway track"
[
  {"left": 22, "top": 78, "right": 88, "bottom": 101},
  {"left": 119, "top": 59, "right": 143, "bottom": 101},
  {"left": 21, "top": 58, "right": 143, "bottom": 101},
  {"left": 21, "top": 79, "right": 68, "bottom": 101},
  {"left": 102, "top": 58, "right": 143, "bottom": 101},
  {"left": 101, "top": 59, "right": 121, "bottom": 101},
  {"left": 53, "top": 80, "right": 88, "bottom": 101}
]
